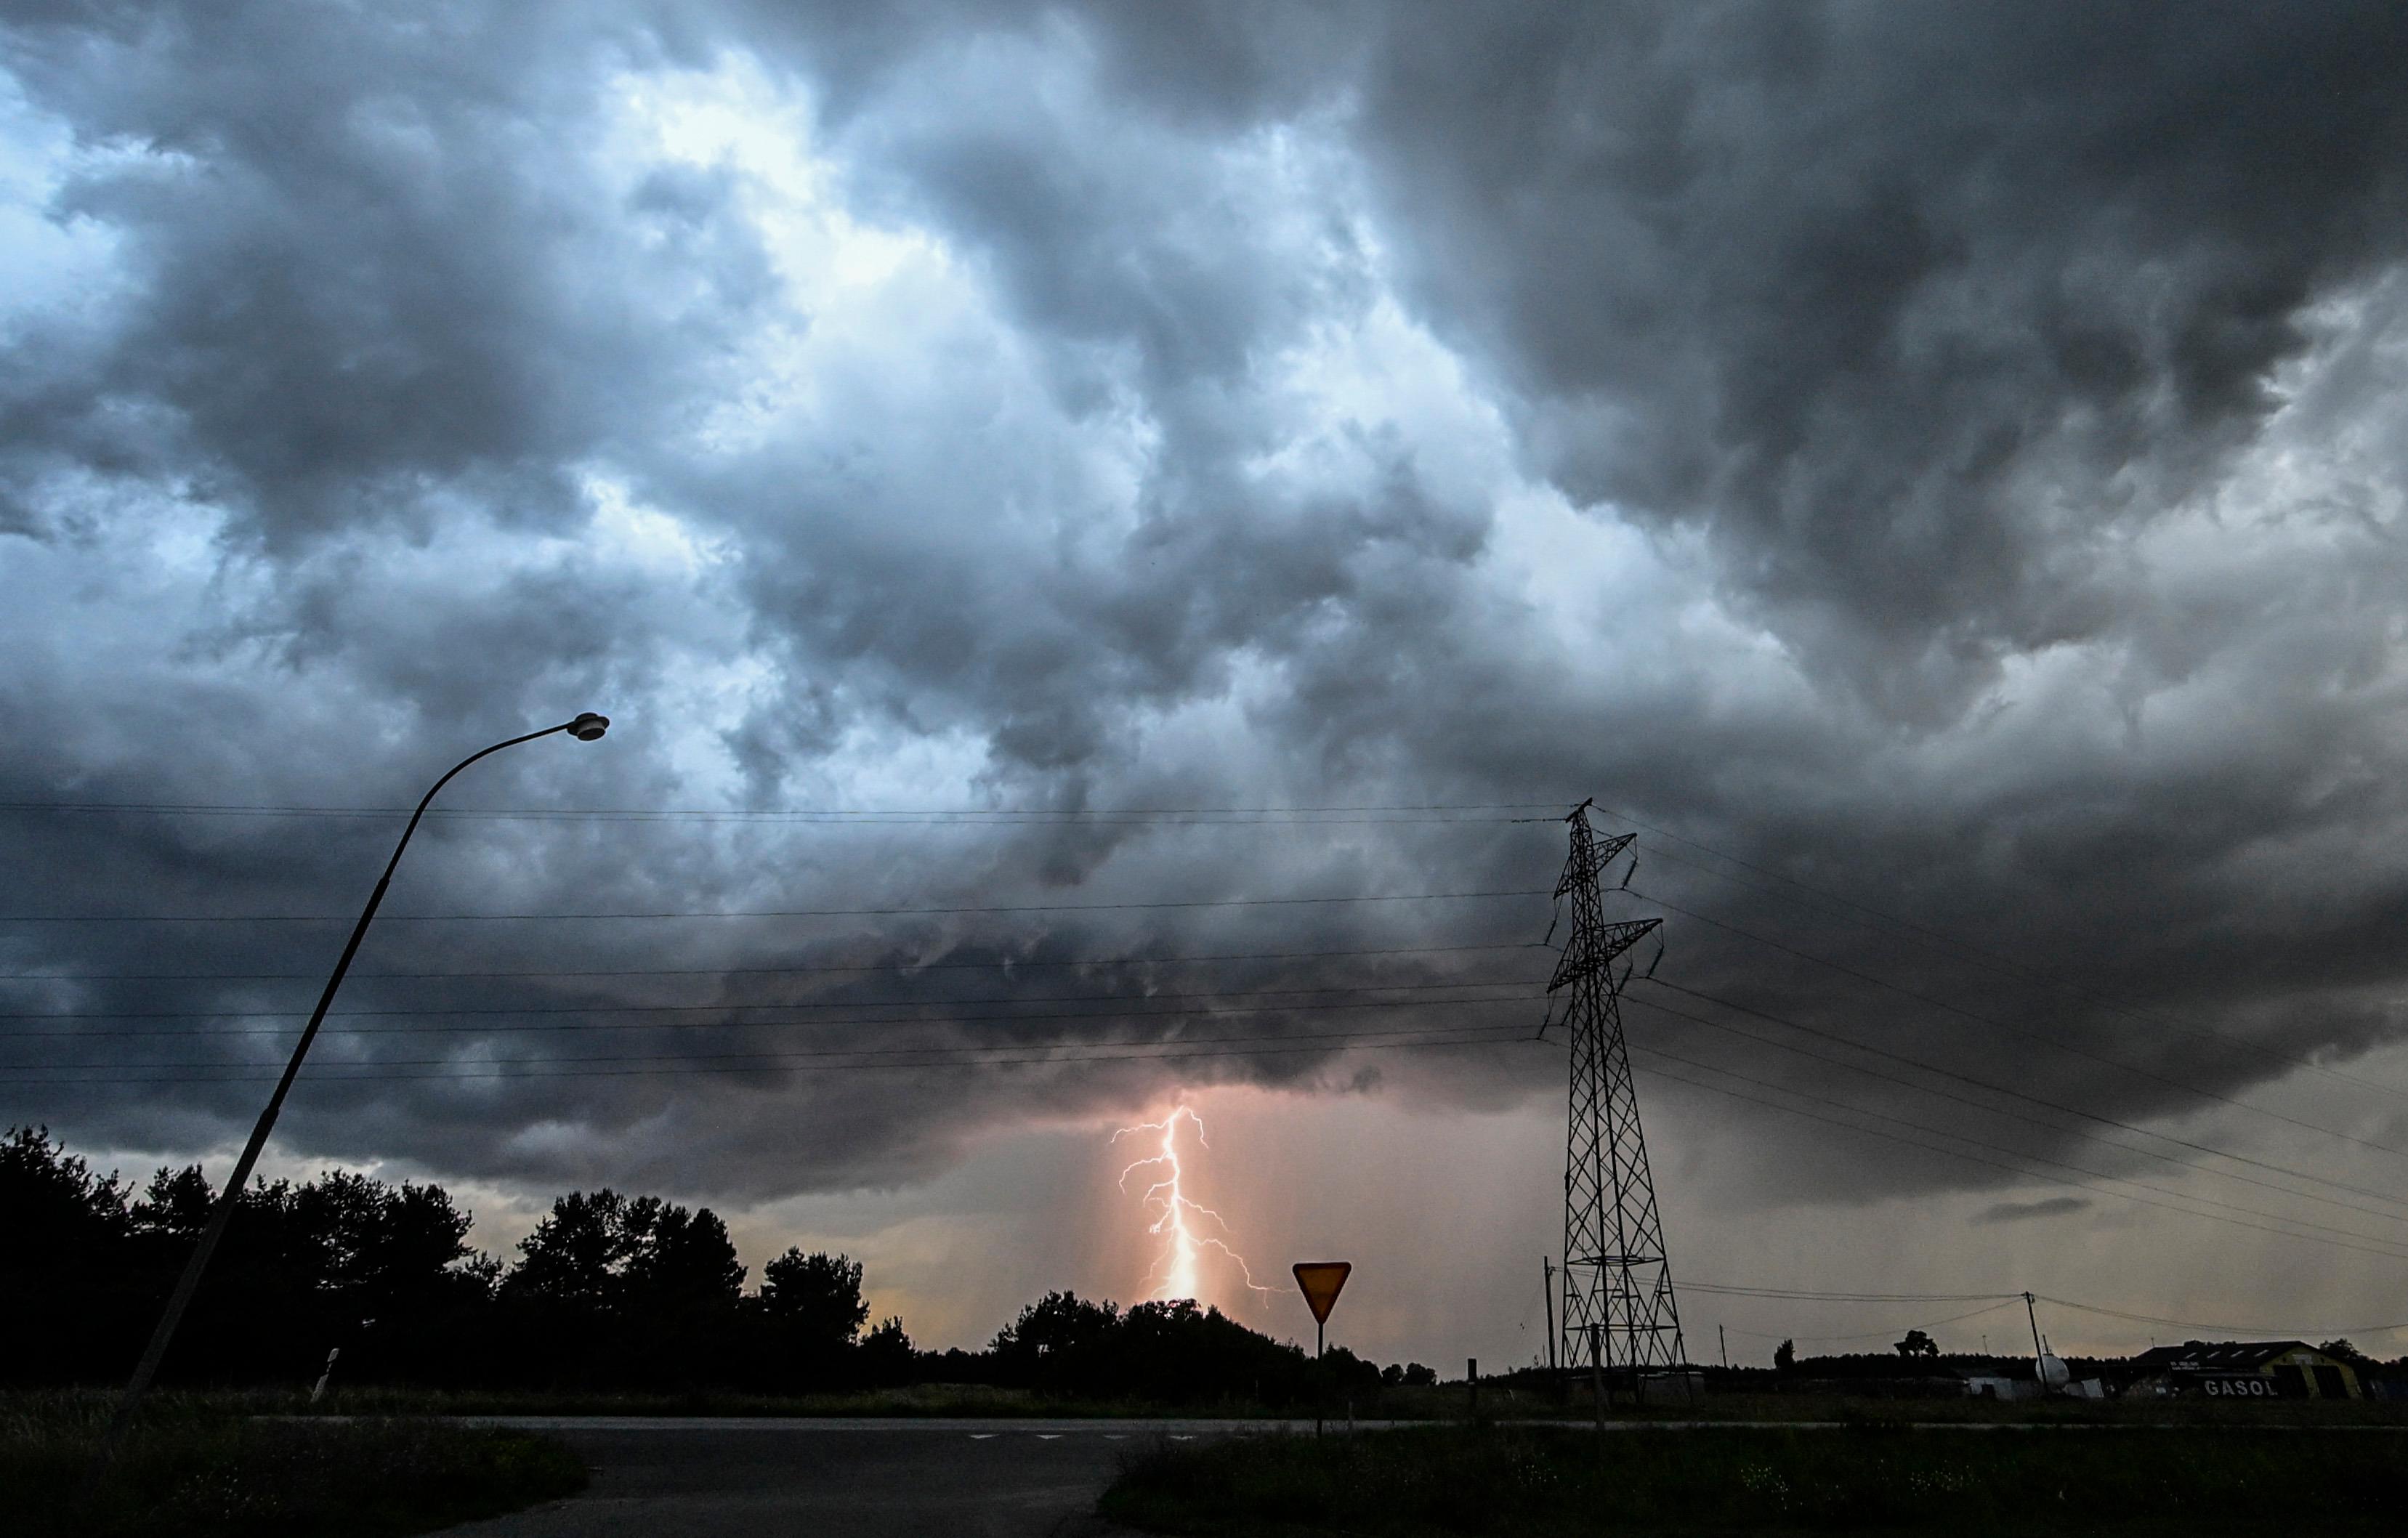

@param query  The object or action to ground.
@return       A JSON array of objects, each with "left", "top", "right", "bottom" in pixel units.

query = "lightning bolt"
[{"left": 1112, "top": 1104, "right": 1273, "bottom": 1308}]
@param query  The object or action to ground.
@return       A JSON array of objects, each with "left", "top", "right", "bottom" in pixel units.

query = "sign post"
[{"left": 1292, "top": 1262, "right": 1352, "bottom": 1437}]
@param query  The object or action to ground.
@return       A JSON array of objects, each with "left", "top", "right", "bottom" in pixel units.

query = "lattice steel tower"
[{"left": 1549, "top": 802, "right": 1686, "bottom": 1378}]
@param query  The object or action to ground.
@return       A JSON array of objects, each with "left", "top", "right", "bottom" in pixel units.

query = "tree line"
[{"left": 1, "top": 1126, "right": 1419, "bottom": 1404}]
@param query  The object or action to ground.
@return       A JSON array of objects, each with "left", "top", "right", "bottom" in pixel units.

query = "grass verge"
[
  {"left": 7, "top": 1392, "right": 586, "bottom": 1538},
  {"left": 1101, "top": 1422, "right": 2408, "bottom": 1536}
]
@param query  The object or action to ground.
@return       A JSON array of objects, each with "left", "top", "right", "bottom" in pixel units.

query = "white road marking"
[
  {"left": 1035, "top": 1433, "right": 1062, "bottom": 1440},
  {"left": 970, "top": 1433, "right": 997, "bottom": 1440}
]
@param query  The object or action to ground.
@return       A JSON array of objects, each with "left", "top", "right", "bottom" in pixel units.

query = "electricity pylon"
[{"left": 1548, "top": 802, "right": 1686, "bottom": 1383}]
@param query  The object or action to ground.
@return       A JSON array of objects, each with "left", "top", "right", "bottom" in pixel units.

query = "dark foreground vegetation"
[
  {"left": 7, "top": 1392, "right": 583, "bottom": 1538},
  {"left": 4, "top": 1125, "right": 1416, "bottom": 1405},
  {"left": 17, "top": 1127, "right": 2393, "bottom": 1422},
  {"left": 1103, "top": 1423, "right": 2408, "bottom": 1536}
]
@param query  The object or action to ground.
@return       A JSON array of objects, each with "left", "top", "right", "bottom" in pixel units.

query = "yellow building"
[{"left": 2125, "top": 1340, "right": 2361, "bottom": 1399}]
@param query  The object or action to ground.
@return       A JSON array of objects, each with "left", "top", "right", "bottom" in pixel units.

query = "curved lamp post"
[{"left": 105, "top": 712, "right": 610, "bottom": 1436}]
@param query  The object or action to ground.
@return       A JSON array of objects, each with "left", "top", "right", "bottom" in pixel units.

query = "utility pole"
[
  {"left": 94, "top": 713, "right": 610, "bottom": 1469},
  {"left": 1543, "top": 1258, "right": 1558, "bottom": 1378},
  {"left": 1551, "top": 804, "right": 1684, "bottom": 1394},
  {"left": 307, "top": 1346, "right": 341, "bottom": 1405},
  {"left": 1590, "top": 1324, "right": 1606, "bottom": 1440},
  {"left": 2024, "top": 1292, "right": 2044, "bottom": 1360},
  {"left": 1718, "top": 1324, "right": 1728, "bottom": 1369}
]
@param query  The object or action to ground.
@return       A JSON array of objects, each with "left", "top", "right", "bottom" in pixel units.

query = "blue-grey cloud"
[{"left": 2, "top": 1, "right": 2407, "bottom": 1244}]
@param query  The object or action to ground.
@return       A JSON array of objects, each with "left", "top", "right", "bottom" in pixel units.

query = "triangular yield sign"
[{"left": 1292, "top": 1261, "right": 1351, "bottom": 1324}]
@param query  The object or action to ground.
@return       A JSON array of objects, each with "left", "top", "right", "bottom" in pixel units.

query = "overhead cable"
[
  {"left": 1631, "top": 983, "right": 2408, "bottom": 1218},
  {"left": 1626, "top": 991, "right": 2408, "bottom": 1230},
  {"left": 1625, "top": 890, "right": 2408, "bottom": 1167},
  {"left": 0, "top": 887, "right": 1551, "bottom": 924}
]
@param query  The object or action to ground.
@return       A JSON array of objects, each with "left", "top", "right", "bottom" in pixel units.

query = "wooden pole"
[
  {"left": 1591, "top": 1326, "right": 1606, "bottom": 1444},
  {"left": 1543, "top": 1258, "right": 1557, "bottom": 1382}
]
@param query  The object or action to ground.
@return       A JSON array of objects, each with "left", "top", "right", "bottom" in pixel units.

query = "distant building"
[
  {"left": 1958, "top": 1369, "right": 2041, "bottom": 1401},
  {"left": 2123, "top": 1340, "right": 2361, "bottom": 1400},
  {"left": 1956, "top": 1361, "right": 2103, "bottom": 1400},
  {"left": 1636, "top": 1369, "right": 1705, "bottom": 1402}
]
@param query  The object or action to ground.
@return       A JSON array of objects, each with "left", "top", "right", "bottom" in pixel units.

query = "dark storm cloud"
[
  {"left": 4, "top": 0, "right": 2408, "bottom": 1232},
  {"left": 1973, "top": 1197, "right": 2091, "bottom": 1227},
  {"left": 0, "top": 2, "right": 768, "bottom": 551},
  {"left": 1332, "top": 1, "right": 2408, "bottom": 713}
]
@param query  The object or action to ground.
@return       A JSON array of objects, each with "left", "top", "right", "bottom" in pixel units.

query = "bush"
[
  {"left": 1103, "top": 1424, "right": 2408, "bottom": 1536},
  {"left": 4, "top": 1393, "right": 585, "bottom": 1538}
]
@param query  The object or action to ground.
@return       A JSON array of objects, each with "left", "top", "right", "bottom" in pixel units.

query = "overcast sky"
[{"left": 7, "top": 1, "right": 2408, "bottom": 1367}]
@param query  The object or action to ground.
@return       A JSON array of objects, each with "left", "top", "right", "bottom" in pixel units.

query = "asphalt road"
[
  {"left": 437, "top": 1417, "right": 1304, "bottom": 1537},
  {"left": 428, "top": 1413, "right": 2408, "bottom": 1535}
]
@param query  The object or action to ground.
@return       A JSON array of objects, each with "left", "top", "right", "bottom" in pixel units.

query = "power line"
[
  {"left": 1714, "top": 1294, "right": 2408, "bottom": 1348},
  {"left": 0, "top": 1022, "right": 1535, "bottom": 1085},
  {"left": 0, "top": 975, "right": 1549, "bottom": 1025},
  {"left": 1626, "top": 990, "right": 2408, "bottom": 1231},
  {"left": 0, "top": 798, "right": 1561, "bottom": 820},
  {"left": 1687, "top": 1279, "right": 2408, "bottom": 1341},
  {"left": 2035, "top": 1295, "right": 2408, "bottom": 1340},
  {"left": 1685, "top": 1284, "right": 2408, "bottom": 1348},
  {"left": 1632, "top": 982, "right": 2408, "bottom": 1218},
  {"left": 1726, "top": 1300, "right": 2029, "bottom": 1348},
  {"left": 1625, "top": 887, "right": 2408, "bottom": 1168},
  {"left": 4, "top": 1019, "right": 1532, "bottom": 1077},
  {"left": 1617, "top": 833, "right": 2408, "bottom": 1108},
  {"left": 1584, "top": 806, "right": 2060, "bottom": 976},
  {"left": 0, "top": 887, "right": 1551, "bottom": 924},
  {"left": 1623, "top": 1045, "right": 2408, "bottom": 1265},
  {"left": 1684, "top": 1282, "right": 2020, "bottom": 1303},
  {"left": 0, "top": 940, "right": 1548, "bottom": 984},
  {"left": 1, "top": 989, "right": 1545, "bottom": 1048},
  {"left": 1626, "top": 1037, "right": 2408, "bottom": 1260}
]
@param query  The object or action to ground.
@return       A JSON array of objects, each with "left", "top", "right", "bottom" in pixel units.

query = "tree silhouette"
[
  {"left": 502, "top": 1190, "right": 632, "bottom": 1313},
  {"left": 291, "top": 1171, "right": 481, "bottom": 1316},
  {"left": 860, "top": 1316, "right": 915, "bottom": 1384},
  {"left": 132, "top": 1164, "right": 214, "bottom": 1239},
  {"left": 1774, "top": 1338, "right": 1796, "bottom": 1371},
  {"left": 993, "top": 1290, "right": 1120, "bottom": 1366},
  {"left": 504, "top": 1189, "right": 743, "bottom": 1316},
  {"left": 1, "top": 1126, "right": 130, "bottom": 1243},
  {"left": 6, "top": 1125, "right": 1466, "bottom": 1403},
  {"left": 1894, "top": 1329, "right": 1939, "bottom": 1358},
  {"left": 759, "top": 1249, "right": 868, "bottom": 1346},
  {"left": 621, "top": 1198, "right": 745, "bottom": 1311},
  {"left": 1, "top": 1128, "right": 140, "bottom": 1380}
]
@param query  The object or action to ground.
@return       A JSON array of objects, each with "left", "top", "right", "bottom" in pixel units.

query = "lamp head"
[{"left": 568, "top": 712, "right": 610, "bottom": 742}]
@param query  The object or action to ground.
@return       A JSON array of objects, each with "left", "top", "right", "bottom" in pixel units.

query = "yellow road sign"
[{"left": 1292, "top": 1261, "right": 1352, "bottom": 1324}]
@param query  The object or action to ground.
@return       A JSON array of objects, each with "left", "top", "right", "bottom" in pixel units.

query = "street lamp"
[{"left": 102, "top": 713, "right": 611, "bottom": 1439}]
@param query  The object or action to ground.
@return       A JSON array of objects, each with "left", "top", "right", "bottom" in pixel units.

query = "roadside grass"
[
  {"left": 13, "top": 1380, "right": 2399, "bottom": 1426},
  {"left": 1101, "top": 1422, "right": 2408, "bottom": 1536},
  {"left": 6, "top": 1382, "right": 1088, "bottom": 1422},
  {"left": 287, "top": 1382, "right": 1247, "bottom": 1419},
  {"left": 300, "top": 1386, "right": 2408, "bottom": 1427},
  {"left": 1495, "top": 1388, "right": 2408, "bottom": 1427},
  {"left": 7, "top": 1391, "right": 586, "bottom": 1538}
]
